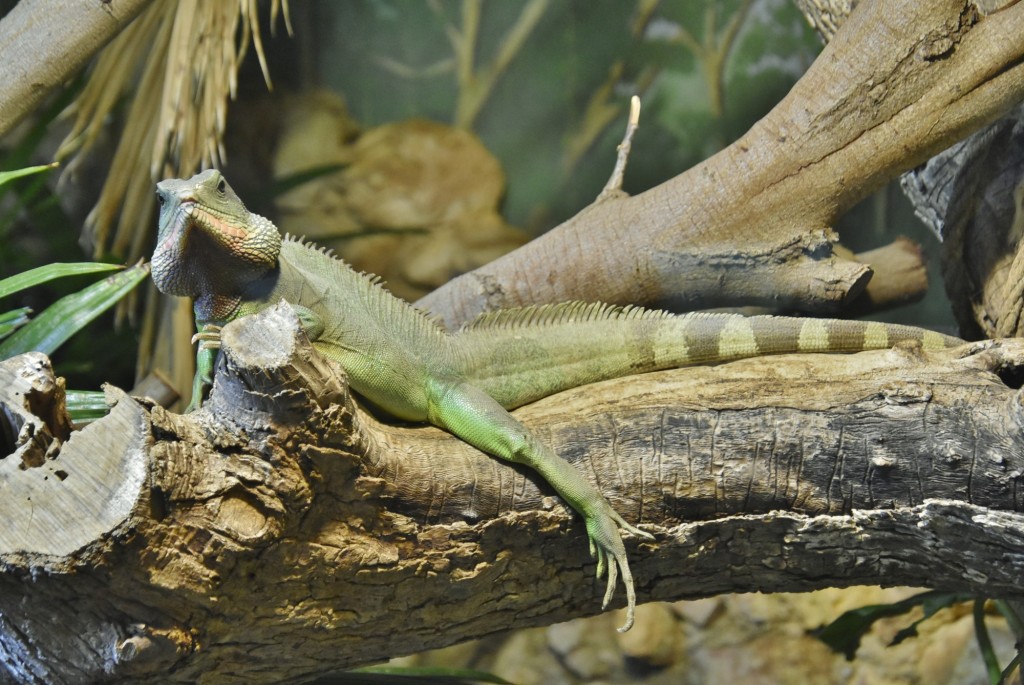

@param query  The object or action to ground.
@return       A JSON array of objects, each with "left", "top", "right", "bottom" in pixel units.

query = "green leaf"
[
  {"left": 65, "top": 389, "right": 110, "bottom": 426},
  {"left": 973, "top": 599, "right": 1003, "bottom": 685},
  {"left": 0, "top": 262, "right": 150, "bottom": 358},
  {"left": 889, "top": 592, "right": 972, "bottom": 646},
  {"left": 0, "top": 163, "right": 57, "bottom": 188},
  {"left": 0, "top": 307, "right": 32, "bottom": 340},
  {"left": 999, "top": 653, "right": 1021, "bottom": 685},
  {"left": 0, "top": 262, "right": 124, "bottom": 300},
  {"left": 994, "top": 601, "right": 1024, "bottom": 685},
  {"left": 812, "top": 591, "right": 975, "bottom": 660}
]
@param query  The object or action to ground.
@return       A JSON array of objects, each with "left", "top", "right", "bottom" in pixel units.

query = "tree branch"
[
  {"left": 417, "top": 0, "right": 1024, "bottom": 329},
  {"left": 3, "top": 304, "right": 1024, "bottom": 682},
  {"left": 842, "top": 238, "right": 932, "bottom": 314},
  {"left": 4, "top": 2, "right": 1024, "bottom": 682},
  {"left": 0, "top": 0, "right": 154, "bottom": 137}
]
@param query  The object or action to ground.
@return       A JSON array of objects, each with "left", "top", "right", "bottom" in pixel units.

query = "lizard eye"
[
  {"left": 217, "top": 178, "right": 227, "bottom": 194},
  {"left": 155, "top": 191, "right": 165, "bottom": 207}
]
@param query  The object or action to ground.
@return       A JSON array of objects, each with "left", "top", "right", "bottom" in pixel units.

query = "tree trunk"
[{"left": 3, "top": 305, "right": 1024, "bottom": 683}]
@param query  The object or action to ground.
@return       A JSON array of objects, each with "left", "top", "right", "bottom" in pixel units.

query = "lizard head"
[{"left": 152, "top": 169, "right": 282, "bottom": 300}]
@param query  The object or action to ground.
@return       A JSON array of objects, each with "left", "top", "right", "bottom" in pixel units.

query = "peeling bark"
[{"left": 3, "top": 305, "right": 1024, "bottom": 683}]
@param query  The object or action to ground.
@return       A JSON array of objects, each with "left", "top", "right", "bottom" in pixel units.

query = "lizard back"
[
  {"left": 450, "top": 302, "right": 963, "bottom": 409},
  {"left": 248, "top": 237, "right": 454, "bottom": 419}
]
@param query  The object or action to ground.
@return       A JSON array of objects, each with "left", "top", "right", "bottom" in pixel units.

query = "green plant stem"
[{"left": 975, "top": 599, "right": 1004, "bottom": 685}]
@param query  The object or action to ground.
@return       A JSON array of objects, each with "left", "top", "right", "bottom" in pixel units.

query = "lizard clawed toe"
[
  {"left": 600, "top": 555, "right": 619, "bottom": 609},
  {"left": 609, "top": 509, "right": 654, "bottom": 542},
  {"left": 586, "top": 503, "right": 643, "bottom": 632},
  {"left": 191, "top": 325, "right": 223, "bottom": 351}
]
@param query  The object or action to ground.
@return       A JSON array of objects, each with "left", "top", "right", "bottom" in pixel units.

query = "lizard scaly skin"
[{"left": 152, "top": 170, "right": 963, "bottom": 631}]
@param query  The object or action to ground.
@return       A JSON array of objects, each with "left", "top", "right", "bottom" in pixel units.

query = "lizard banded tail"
[{"left": 451, "top": 303, "right": 963, "bottom": 410}]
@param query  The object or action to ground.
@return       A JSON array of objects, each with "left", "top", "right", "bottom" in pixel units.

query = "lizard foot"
[
  {"left": 191, "top": 325, "right": 223, "bottom": 351},
  {"left": 585, "top": 501, "right": 653, "bottom": 633}
]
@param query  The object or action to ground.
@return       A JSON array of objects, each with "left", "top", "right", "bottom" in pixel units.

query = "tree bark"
[
  {"left": 796, "top": 0, "right": 1024, "bottom": 369},
  {"left": 0, "top": 0, "right": 155, "bottom": 137},
  {"left": 3, "top": 304, "right": 1024, "bottom": 683},
  {"left": 417, "top": 0, "right": 1024, "bottom": 329}
]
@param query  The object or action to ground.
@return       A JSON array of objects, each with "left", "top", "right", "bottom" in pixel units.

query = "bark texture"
[
  {"left": 0, "top": 0, "right": 154, "bottom": 136},
  {"left": 3, "top": 304, "right": 1024, "bottom": 683},
  {"left": 800, "top": 0, "right": 1024, "bottom": 348},
  {"left": 902, "top": 102, "right": 1024, "bottom": 340},
  {"left": 417, "top": 0, "right": 1024, "bottom": 329}
]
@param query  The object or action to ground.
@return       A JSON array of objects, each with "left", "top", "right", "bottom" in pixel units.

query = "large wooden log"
[{"left": 3, "top": 305, "right": 1024, "bottom": 683}]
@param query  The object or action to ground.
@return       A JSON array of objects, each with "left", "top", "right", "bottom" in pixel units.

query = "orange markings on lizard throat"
[{"left": 191, "top": 204, "right": 249, "bottom": 241}]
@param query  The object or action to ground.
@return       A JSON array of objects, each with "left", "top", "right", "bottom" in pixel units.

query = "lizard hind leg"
[
  {"left": 586, "top": 495, "right": 652, "bottom": 632},
  {"left": 425, "top": 376, "right": 649, "bottom": 632}
]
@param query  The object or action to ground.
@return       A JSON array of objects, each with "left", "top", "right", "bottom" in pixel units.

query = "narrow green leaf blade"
[
  {"left": 0, "top": 263, "right": 150, "bottom": 357},
  {"left": 0, "top": 262, "right": 124, "bottom": 300},
  {"left": 0, "top": 163, "right": 57, "bottom": 188},
  {"left": 0, "top": 307, "right": 32, "bottom": 339},
  {"left": 973, "top": 599, "right": 1003, "bottom": 685},
  {"left": 812, "top": 591, "right": 973, "bottom": 660},
  {"left": 999, "top": 654, "right": 1021, "bottom": 685},
  {"left": 66, "top": 389, "right": 110, "bottom": 426},
  {"left": 890, "top": 592, "right": 971, "bottom": 646}
]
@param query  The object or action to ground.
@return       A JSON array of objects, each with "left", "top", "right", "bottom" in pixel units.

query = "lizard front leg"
[
  {"left": 186, "top": 305, "right": 325, "bottom": 412},
  {"left": 187, "top": 324, "right": 222, "bottom": 411},
  {"left": 425, "top": 375, "right": 651, "bottom": 632}
]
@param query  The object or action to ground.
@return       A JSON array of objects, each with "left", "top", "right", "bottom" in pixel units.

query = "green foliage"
[
  {"left": 0, "top": 163, "right": 63, "bottom": 260},
  {"left": 812, "top": 591, "right": 976, "bottom": 660},
  {"left": 0, "top": 307, "right": 31, "bottom": 340},
  {"left": 0, "top": 165, "right": 149, "bottom": 423},
  {"left": 0, "top": 261, "right": 123, "bottom": 300},
  {"left": 62, "top": 390, "right": 111, "bottom": 424},
  {"left": 0, "top": 80, "right": 83, "bottom": 273},
  {"left": 814, "top": 592, "right": 1024, "bottom": 685},
  {"left": 975, "top": 599, "right": 1004, "bottom": 685},
  {"left": 0, "top": 260, "right": 148, "bottom": 423},
  {"left": 0, "top": 262, "right": 149, "bottom": 358},
  {"left": 0, "top": 164, "right": 58, "bottom": 188}
]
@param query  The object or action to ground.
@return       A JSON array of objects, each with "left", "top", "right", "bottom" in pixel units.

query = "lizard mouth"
[
  {"left": 151, "top": 198, "right": 201, "bottom": 297},
  {"left": 158, "top": 200, "right": 196, "bottom": 254}
]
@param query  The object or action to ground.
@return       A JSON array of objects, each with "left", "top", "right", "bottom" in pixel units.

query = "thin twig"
[
  {"left": 560, "top": 0, "right": 660, "bottom": 177},
  {"left": 598, "top": 95, "right": 641, "bottom": 201},
  {"left": 453, "top": 0, "right": 548, "bottom": 128}
]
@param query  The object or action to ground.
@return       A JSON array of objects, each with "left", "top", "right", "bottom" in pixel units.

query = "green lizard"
[{"left": 151, "top": 169, "right": 963, "bottom": 631}]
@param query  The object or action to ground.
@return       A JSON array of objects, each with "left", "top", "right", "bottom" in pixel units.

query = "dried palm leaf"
[
  {"left": 58, "top": 0, "right": 291, "bottom": 262},
  {"left": 55, "top": 0, "right": 290, "bottom": 406}
]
